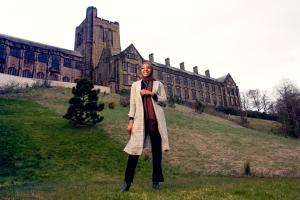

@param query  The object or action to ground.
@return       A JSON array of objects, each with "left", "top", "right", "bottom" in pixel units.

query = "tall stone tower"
[{"left": 74, "top": 7, "right": 121, "bottom": 84}]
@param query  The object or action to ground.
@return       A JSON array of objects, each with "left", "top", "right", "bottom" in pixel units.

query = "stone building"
[{"left": 0, "top": 6, "right": 240, "bottom": 108}]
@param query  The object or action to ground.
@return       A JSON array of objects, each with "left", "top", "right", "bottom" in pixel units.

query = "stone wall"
[{"left": 0, "top": 73, "right": 110, "bottom": 93}]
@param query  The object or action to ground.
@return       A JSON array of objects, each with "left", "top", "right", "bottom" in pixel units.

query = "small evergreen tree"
[{"left": 63, "top": 78, "right": 104, "bottom": 126}]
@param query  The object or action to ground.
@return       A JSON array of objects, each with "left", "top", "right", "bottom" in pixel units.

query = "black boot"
[
  {"left": 152, "top": 182, "right": 160, "bottom": 192},
  {"left": 120, "top": 181, "right": 131, "bottom": 192}
]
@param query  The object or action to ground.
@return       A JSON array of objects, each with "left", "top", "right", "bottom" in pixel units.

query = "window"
[
  {"left": 24, "top": 50, "right": 35, "bottom": 64},
  {"left": 51, "top": 55, "right": 60, "bottom": 71},
  {"left": 0, "top": 44, "right": 6, "bottom": 63},
  {"left": 62, "top": 76, "right": 70, "bottom": 82},
  {"left": 0, "top": 66, "right": 4, "bottom": 73},
  {"left": 205, "top": 92, "right": 211, "bottom": 103},
  {"left": 191, "top": 80, "right": 195, "bottom": 88},
  {"left": 75, "top": 61, "right": 82, "bottom": 69},
  {"left": 123, "top": 62, "right": 128, "bottom": 71},
  {"left": 167, "top": 75, "right": 172, "bottom": 83},
  {"left": 10, "top": 47, "right": 21, "bottom": 58},
  {"left": 198, "top": 81, "right": 203, "bottom": 90},
  {"left": 212, "top": 85, "right": 216, "bottom": 93},
  {"left": 22, "top": 69, "right": 32, "bottom": 78},
  {"left": 218, "top": 86, "right": 221, "bottom": 93},
  {"left": 127, "top": 53, "right": 138, "bottom": 60},
  {"left": 38, "top": 53, "right": 49, "bottom": 63},
  {"left": 212, "top": 94, "right": 217, "bottom": 105},
  {"left": 175, "top": 76, "right": 181, "bottom": 84},
  {"left": 36, "top": 72, "right": 45, "bottom": 79},
  {"left": 176, "top": 87, "right": 181, "bottom": 98},
  {"left": 64, "top": 58, "right": 72, "bottom": 68},
  {"left": 191, "top": 89, "right": 196, "bottom": 100},
  {"left": 130, "top": 64, "right": 136, "bottom": 73},
  {"left": 7, "top": 67, "right": 17, "bottom": 76},
  {"left": 167, "top": 85, "right": 173, "bottom": 97},
  {"left": 184, "top": 88, "right": 189, "bottom": 100},
  {"left": 157, "top": 71, "right": 163, "bottom": 80},
  {"left": 183, "top": 78, "right": 188, "bottom": 87},
  {"left": 219, "top": 95, "right": 223, "bottom": 106},
  {"left": 199, "top": 91, "right": 204, "bottom": 101},
  {"left": 123, "top": 74, "right": 128, "bottom": 85},
  {"left": 205, "top": 83, "right": 210, "bottom": 91}
]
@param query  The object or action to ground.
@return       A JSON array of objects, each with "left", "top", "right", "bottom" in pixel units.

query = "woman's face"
[{"left": 141, "top": 63, "right": 152, "bottom": 78}]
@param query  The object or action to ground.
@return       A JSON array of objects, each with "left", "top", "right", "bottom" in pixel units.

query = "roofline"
[{"left": 0, "top": 33, "right": 83, "bottom": 58}]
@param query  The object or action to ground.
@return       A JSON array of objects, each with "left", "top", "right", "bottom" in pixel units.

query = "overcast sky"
[{"left": 0, "top": 0, "right": 299, "bottom": 93}]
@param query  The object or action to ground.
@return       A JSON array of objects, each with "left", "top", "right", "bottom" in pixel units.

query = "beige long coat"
[{"left": 124, "top": 80, "right": 170, "bottom": 155}]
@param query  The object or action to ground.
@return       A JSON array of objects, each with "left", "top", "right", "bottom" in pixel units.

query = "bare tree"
[
  {"left": 247, "top": 89, "right": 262, "bottom": 112},
  {"left": 240, "top": 91, "right": 250, "bottom": 111},
  {"left": 240, "top": 91, "right": 250, "bottom": 126},
  {"left": 261, "top": 90, "right": 271, "bottom": 113},
  {"left": 275, "top": 80, "right": 300, "bottom": 138}
]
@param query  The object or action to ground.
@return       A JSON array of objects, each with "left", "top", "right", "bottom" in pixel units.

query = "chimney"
[
  {"left": 149, "top": 53, "right": 154, "bottom": 62},
  {"left": 86, "top": 6, "right": 97, "bottom": 19},
  {"left": 165, "top": 58, "right": 170, "bottom": 66},
  {"left": 180, "top": 62, "right": 185, "bottom": 70},
  {"left": 193, "top": 66, "right": 198, "bottom": 74},
  {"left": 205, "top": 69, "right": 210, "bottom": 78}
]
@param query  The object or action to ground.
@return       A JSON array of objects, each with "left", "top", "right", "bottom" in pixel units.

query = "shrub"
[
  {"left": 63, "top": 78, "right": 104, "bottom": 126},
  {"left": 193, "top": 100, "right": 205, "bottom": 113},
  {"left": 108, "top": 102, "right": 115, "bottom": 109},
  {"left": 119, "top": 89, "right": 130, "bottom": 107},
  {"left": 0, "top": 81, "right": 24, "bottom": 94},
  {"left": 244, "top": 161, "right": 252, "bottom": 176},
  {"left": 31, "top": 79, "right": 51, "bottom": 88},
  {"left": 168, "top": 96, "right": 176, "bottom": 108}
]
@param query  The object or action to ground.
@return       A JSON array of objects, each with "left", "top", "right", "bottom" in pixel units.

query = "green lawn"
[{"left": 0, "top": 87, "right": 300, "bottom": 199}]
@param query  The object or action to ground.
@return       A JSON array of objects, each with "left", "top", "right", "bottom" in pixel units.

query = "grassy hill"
[{"left": 1, "top": 87, "right": 300, "bottom": 199}]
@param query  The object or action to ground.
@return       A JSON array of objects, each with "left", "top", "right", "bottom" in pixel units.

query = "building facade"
[{"left": 0, "top": 6, "right": 240, "bottom": 108}]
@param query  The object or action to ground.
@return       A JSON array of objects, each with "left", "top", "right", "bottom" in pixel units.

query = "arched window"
[
  {"left": 7, "top": 67, "right": 17, "bottom": 76},
  {"left": 62, "top": 76, "right": 70, "bottom": 82},
  {"left": 22, "top": 69, "right": 32, "bottom": 78},
  {"left": 36, "top": 72, "right": 45, "bottom": 79}
]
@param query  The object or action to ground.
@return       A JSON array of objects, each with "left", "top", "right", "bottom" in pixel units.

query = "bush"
[
  {"left": 31, "top": 79, "right": 51, "bottom": 88},
  {"left": 108, "top": 102, "right": 115, "bottom": 109},
  {"left": 193, "top": 100, "right": 205, "bottom": 113},
  {"left": 173, "top": 96, "right": 183, "bottom": 105},
  {"left": 119, "top": 89, "right": 130, "bottom": 107},
  {"left": 0, "top": 81, "right": 24, "bottom": 94},
  {"left": 63, "top": 78, "right": 104, "bottom": 126},
  {"left": 168, "top": 96, "right": 176, "bottom": 108}
]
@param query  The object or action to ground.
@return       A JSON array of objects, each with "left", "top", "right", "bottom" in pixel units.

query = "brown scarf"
[{"left": 142, "top": 76, "right": 156, "bottom": 121}]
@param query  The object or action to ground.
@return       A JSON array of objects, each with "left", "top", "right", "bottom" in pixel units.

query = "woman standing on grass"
[{"left": 121, "top": 61, "right": 170, "bottom": 192}]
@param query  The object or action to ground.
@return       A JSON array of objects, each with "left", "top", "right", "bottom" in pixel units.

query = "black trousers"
[{"left": 124, "top": 120, "right": 164, "bottom": 183}]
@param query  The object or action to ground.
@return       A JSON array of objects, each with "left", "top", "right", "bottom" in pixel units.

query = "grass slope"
[{"left": 0, "top": 87, "right": 300, "bottom": 199}]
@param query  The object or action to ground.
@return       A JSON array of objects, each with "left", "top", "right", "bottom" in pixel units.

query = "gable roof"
[
  {"left": 0, "top": 33, "right": 82, "bottom": 57},
  {"left": 115, "top": 43, "right": 235, "bottom": 85},
  {"left": 117, "top": 43, "right": 144, "bottom": 60},
  {"left": 217, "top": 73, "right": 236, "bottom": 85}
]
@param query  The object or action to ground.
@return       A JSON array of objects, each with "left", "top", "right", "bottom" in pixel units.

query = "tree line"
[{"left": 240, "top": 80, "right": 300, "bottom": 138}]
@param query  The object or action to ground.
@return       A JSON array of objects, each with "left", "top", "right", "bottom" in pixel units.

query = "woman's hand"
[
  {"left": 140, "top": 89, "right": 154, "bottom": 96},
  {"left": 127, "top": 120, "right": 134, "bottom": 135}
]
